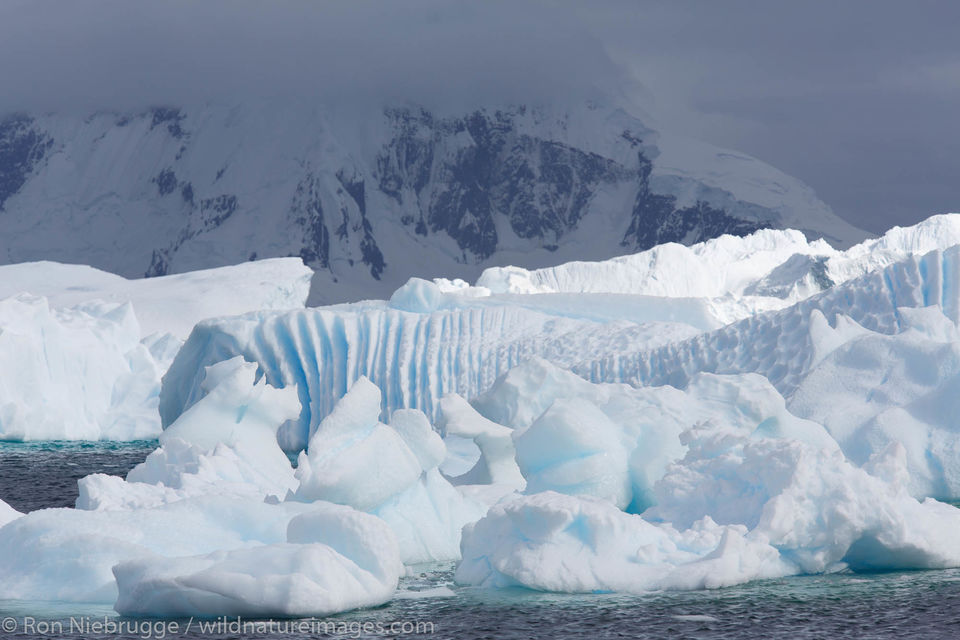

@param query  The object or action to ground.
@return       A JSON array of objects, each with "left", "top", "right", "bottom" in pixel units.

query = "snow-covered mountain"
[{"left": 0, "top": 102, "right": 865, "bottom": 304}]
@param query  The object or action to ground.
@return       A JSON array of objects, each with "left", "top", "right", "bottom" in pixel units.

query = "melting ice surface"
[{"left": 3, "top": 215, "right": 960, "bottom": 620}]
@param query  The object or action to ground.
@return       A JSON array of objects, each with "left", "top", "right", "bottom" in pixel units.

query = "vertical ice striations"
[
  {"left": 161, "top": 304, "right": 605, "bottom": 450},
  {"left": 161, "top": 246, "right": 960, "bottom": 452}
]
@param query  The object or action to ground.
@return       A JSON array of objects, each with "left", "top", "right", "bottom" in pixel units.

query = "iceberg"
[
  {"left": 647, "top": 420, "right": 960, "bottom": 574},
  {"left": 455, "top": 491, "right": 794, "bottom": 593},
  {"left": 513, "top": 398, "right": 632, "bottom": 509},
  {"left": 436, "top": 393, "right": 525, "bottom": 491},
  {"left": 0, "top": 498, "right": 22, "bottom": 528},
  {"left": 617, "top": 246, "right": 960, "bottom": 393},
  {"left": 160, "top": 303, "right": 626, "bottom": 450},
  {"left": 473, "top": 214, "right": 960, "bottom": 320},
  {"left": 0, "top": 496, "right": 401, "bottom": 615},
  {"left": 160, "top": 225, "right": 960, "bottom": 463},
  {"left": 470, "top": 357, "right": 834, "bottom": 512},
  {"left": 0, "top": 257, "right": 313, "bottom": 339},
  {"left": 0, "top": 295, "right": 162, "bottom": 441},
  {"left": 1, "top": 367, "right": 404, "bottom": 617},
  {"left": 77, "top": 357, "right": 301, "bottom": 510},
  {"left": 389, "top": 277, "right": 446, "bottom": 314},
  {"left": 8, "top": 213, "right": 960, "bottom": 610},
  {"left": 0, "top": 497, "right": 317, "bottom": 603},
  {"left": 293, "top": 378, "right": 484, "bottom": 563},
  {"left": 114, "top": 505, "right": 402, "bottom": 617},
  {"left": 788, "top": 305, "right": 960, "bottom": 498},
  {"left": 457, "top": 415, "right": 960, "bottom": 594},
  {"left": 0, "top": 257, "right": 313, "bottom": 442}
]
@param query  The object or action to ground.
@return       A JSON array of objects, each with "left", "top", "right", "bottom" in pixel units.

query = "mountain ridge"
[{"left": 0, "top": 101, "right": 865, "bottom": 304}]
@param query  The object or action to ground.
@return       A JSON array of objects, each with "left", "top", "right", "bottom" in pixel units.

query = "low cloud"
[
  {"left": 1, "top": 0, "right": 957, "bottom": 232},
  {"left": 0, "top": 0, "right": 632, "bottom": 114}
]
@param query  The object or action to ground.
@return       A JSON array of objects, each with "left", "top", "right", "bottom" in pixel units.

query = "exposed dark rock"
[
  {"left": 150, "top": 107, "right": 186, "bottom": 139},
  {"left": 621, "top": 152, "right": 767, "bottom": 249},
  {"left": 154, "top": 168, "right": 178, "bottom": 196},
  {"left": 0, "top": 115, "right": 53, "bottom": 210}
]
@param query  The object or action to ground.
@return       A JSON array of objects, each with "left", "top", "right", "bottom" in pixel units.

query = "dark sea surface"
[
  {"left": 1, "top": 442, "right": 960, "bottom": 639},
  {"left": 0, "top": 441, "right": 158, "bottom": 512}
]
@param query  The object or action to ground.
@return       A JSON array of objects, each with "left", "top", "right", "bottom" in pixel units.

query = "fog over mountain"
[
  {"left": 1, "top": 0, "right": 955, "bottom": 297},
  {"left": 0, "top": 1, "right": 632, "bottom": 113}
]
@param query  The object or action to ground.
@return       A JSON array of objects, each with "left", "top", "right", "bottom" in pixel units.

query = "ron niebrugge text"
[{"left": 3, "top": 616, "right": 436, "bottom": 638}]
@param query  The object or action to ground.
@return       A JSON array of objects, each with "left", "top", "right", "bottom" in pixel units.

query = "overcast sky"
[
  {"left": 0, "top": 1, "right": 956, "bottom": 234},
  {"left": 591, "top": 1, "right": 960, "bottom": 234}
]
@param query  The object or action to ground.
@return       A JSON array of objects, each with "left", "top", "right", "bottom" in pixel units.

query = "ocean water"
[
  {"left": 1, "top": 443, "right": 960, "bottom": 639},
  {"left": 0, "top": 441, "right": 158, "bottom": 513}
]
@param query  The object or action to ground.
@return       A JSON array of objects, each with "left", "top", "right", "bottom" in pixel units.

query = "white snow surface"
[{"left": 0, "top": 257, "right": 312, "bottom": 339}]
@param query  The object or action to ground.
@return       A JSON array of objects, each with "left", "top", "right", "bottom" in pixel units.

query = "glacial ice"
[
  {"left": 77, "top": 357, "right": 301, "bottom": 510},
  {"left": 436, "top": 393, "right": 525, "bottom": 491},
  {"left": 466, "top": 357, "right": 837, "bottom": 512},
  {"left": 1, "top": 366, "right": 403, "bottom": 616},
  {"left": 161, "top": 221, "right": 960, "bottom": 463},
  {"left": 389, "top": 277, "right": 446, "bottom": 313},
  {"left": 456, "top": 491, "right": 795, "bottom": 592},
  {"left": 0, "top": 257, "right": 313, "bottom": 442},
  {"left": 0, "top": 497, "right": 318, "bottom": 603},
  {"left": 473, "top": 214, "right": 960, "bottom": 315},
  {"left": 647, "top": 420, "right": 960, "bottom": 574},
  {"left": 0, "top": 257, "right": 313, "bottom": 339},
  {"left": 160, "top": 302, "right": 623, "bottom": 450},
  {"left": 0, "top": 295, "right": 162, "bottom": 441},
  {"left": 456, "top": 417, "right": 960, "bottom": 593},
  {"left": 475, "top": 228, "right": 828, "bottom": 300},
  {"left": 294, "top": 378, "right": 425, "bottom": 511},
  {"left": 788, "top": 305, "right": 960, "bottom": 497},
  {"left": 513, "top": 398, "right": 632, "bottom": 509},
  {"left": 8, "top": 214, "right": 960, "bottom": 609},
  {"left": 0, "top": 498, "right": 22, "bottom": 528},
  {"left": 114, "top": 504, "right": 402, "bottom": 617},
  {"left": 293, "top": 377, "right": 484, "bottom": 563}
]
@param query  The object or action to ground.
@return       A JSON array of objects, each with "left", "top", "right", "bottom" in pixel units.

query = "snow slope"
[{"left": 0, "top": 102, "right": 864, "bottom": 305}]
